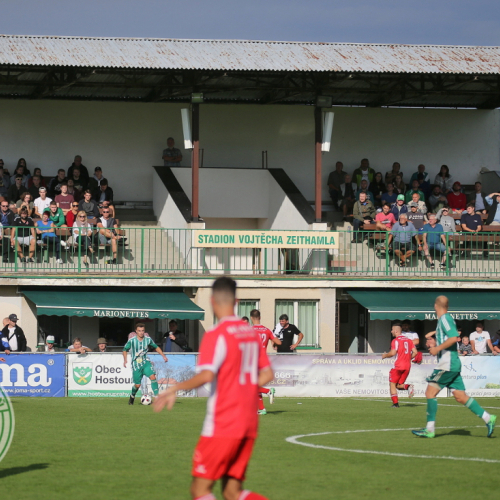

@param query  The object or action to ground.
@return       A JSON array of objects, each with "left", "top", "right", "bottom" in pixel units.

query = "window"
[
  {"left": 275, "top": 300, "right": 319, "bottom": 347},
  {"left": 237, "top": 300, "right": 260, "bottom": 320}
]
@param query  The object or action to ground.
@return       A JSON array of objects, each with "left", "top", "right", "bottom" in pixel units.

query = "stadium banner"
[
  {"left": 193, "top": 230, "right": 339, "bottom": 249},
  {"left": 67, "top": 353, "right": 197, "bottom": 397},
  {"left": 460, "top": 356, "right": 500, "bottom": 397},
  {"left": 0, "top": 353, "right": 65, "bottom": 397}
]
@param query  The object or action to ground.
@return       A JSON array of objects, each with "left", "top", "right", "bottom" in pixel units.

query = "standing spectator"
[
  {"left": 338, "top": 174, "right": 357, "bottom": 216},
  {"left": 468, "top": 182, "right": 488, "bottom": 214},
  {"left": 28, "top": 168, "right": 47, "bottom": 189},
  {"left": 405, "top": 179, "right": 426, "bottom": 203},
  {"left": 0, "top": 200, "right": 16, "bottom": 263},
  {"left": 401, "top": 321, "right": 420, "bottom": 347},
  {"left": 368, "top": 172, "right": 386, "bottom": 207},
  {"left": 67, "top": 155, "right": 89, "bottom": 185},
  {"left": 429, "top": 185, "right": 448, "bottom": 212},
  {"left": 16, "top": 192, "right": 34, "bottom": 217},
  {"left": 447, "top": 182, "right": 467, "bottom": 213},
  {"left": 94, "top": 337, "right": 108, "bottom": 353},
  {"left": 65, "top": 201, "right": 80, "bottom": 227},
  {"left": 33, "top": 187, "right": 52, "bottom": 217},
  {"left": 434, "top": 165, "right": 454, "bottom": 194},
  {"left": 327, "top": 161, "right": 347, "bottom": 210},
  {"left": 87, "top": 166, "right": 104, "bottom": 193},
  {"left": 381, "top": 182, "right": 397, "bottom": 207},
  {"left": 410, "top": 164, "right": 429, "bottom": 184},
  {"left": 45, "top": 202, "right": 67, "bottom": 229},
  {"left": 97, "top": 207, "right": 126, "bottom": 265},
  {"left": 275, "top": 314, "right": 303, "bottom": 353},
  {"left": 375, "top": 203, "right": 396, "bottom": 231},
  {"left": 55, "top": 182, "right": 74, "bottom": 214},
  {"left": 387, "top": 214, "right": 417, "bottom": 267},
  {"left": 1, "top": 314, "right": 27, "bottom": 352},
  {"left": 458, "top": 336, "right": 473, "bottom": 356},
  {"left": 162, "top": 137, "right": 183, "bottom": 166},
  {"left": 470, "top": 323, "right": 496, "bottom": 355},
  {"left": 93, "top": 178, "right": 114, "bottom": 205},
  {"left": 48, "top": 169, "right": 67, "bottom": 198},
  {"left": 72, "top": 211, "right": 94, "bottom": 266},
  {"left": 393, "top": 174, "right": 406, "bottom": 195},
  {"left": 67, "top": 178, "right": 81, "bottom": 202},
  {"left": 70, "top": 167, "right": 87, "bottom": 192},
  {"left": 0, "top": 166, "right": 10, "bottom": 197},
  {"left": 352, "top": 192, "right": 376, "bottom": 242},
  {"left": 422, "top": 214, "right": 448, "bottom": 269},
  {"left": 390, "top": 194, "right": 409, "bottom": 221},
  {"left": 28, "top": 175, "right": 43, "bottom": 200},
  {"left": 385, "top": 162, "right": 402, "bottom": 185},
  {"left": 7, "top": 174, "right": 28, "bottom": 203},
  {"left": 355, "top": 179, "right": 375, "bottom": 202},
  {"left": 352, "top": 158, "right": 375, "bottom": 188},
  {"left": 163, "top": 320, "right": 188, "bottom": 352},
  {"left": 44, "top": 335, "right": 57, "bottom": 353},
  {"left": 36, "top": 211, "right": 63, "bottom": 264},
  {"left": 460, "top": 203, "right": 482, "bottom": 233},
  {"left": 436, "top": 207, "right": 456, "bottom": 233},
  {"left": 11, "top": 207, "right": 36, "bottom": 263},
  {"left": 78, "top": 190, "right": 100, "bottom": 220}
]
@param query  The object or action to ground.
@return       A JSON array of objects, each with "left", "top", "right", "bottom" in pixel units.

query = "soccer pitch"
[{"left": 2, "top": 397, "right": 498, "bottom": 500}]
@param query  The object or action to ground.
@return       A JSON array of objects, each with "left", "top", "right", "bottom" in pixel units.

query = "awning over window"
[
  {"left": 348, "top": 290, "right": 500, "bottom": 321},
  {"left": 22, "top": 288, "right": 205, "bottom": 320}
]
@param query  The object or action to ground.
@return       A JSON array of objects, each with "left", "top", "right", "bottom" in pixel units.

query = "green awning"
[
  {"left": 348, "top": 290, "right": 500, "bottom": 321},
  {"left": 23, "top": 289, "right": 204, "bottom": 320}
]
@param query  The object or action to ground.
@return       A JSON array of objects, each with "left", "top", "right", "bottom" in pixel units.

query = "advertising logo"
[{"left": 73, "top": 363, "right": 93, "bottom": 385}]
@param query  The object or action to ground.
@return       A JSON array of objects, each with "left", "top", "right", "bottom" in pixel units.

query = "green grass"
[{"left": 2, "top": 397, "right": 499, "bottom": 500}]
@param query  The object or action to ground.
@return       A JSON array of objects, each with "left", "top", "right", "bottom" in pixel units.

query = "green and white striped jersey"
[
  {"left": 123, "top": 336, "right": 158, "bottom": 371},
  {"left": 435, "top": 313, "right": 461, "bottom": 372}
]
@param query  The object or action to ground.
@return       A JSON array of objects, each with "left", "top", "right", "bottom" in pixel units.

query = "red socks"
[
  {"left": 259, "top": 387, "right": 270, "bottom": 394},
  {"left": 194, "top": 495, "right": 216, "bottom": 500},
  {"left": 239, "top": 491, "right": 269, "bottom": 500},
  {"left": 403, "top": 384, "right": 410, "bottom": 390},
  {"left": 258, "top": 395, "right": 265, "bottom": 411},
  {"left": 391, "top": 395, "right": 398, "bottom": 405}
]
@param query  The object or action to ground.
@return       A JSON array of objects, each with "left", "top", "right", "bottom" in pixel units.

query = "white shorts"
[{"left": 17, "top": 236, "right": 34, "bottom": 246}]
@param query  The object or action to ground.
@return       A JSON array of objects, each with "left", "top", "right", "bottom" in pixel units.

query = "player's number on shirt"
[
  {"left": 239, "top": 342, "right": 259, "bottom": 385},
  {"left": 404, "top": 342, "right": 409, "bottom": 354}
]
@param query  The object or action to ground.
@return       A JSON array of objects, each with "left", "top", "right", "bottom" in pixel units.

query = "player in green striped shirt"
[
  {"left": 412, "top": 295, "right": 496, "bottom": 438},
  {"left": 123, "top": 323, "right": 168, "bottom": 405}
]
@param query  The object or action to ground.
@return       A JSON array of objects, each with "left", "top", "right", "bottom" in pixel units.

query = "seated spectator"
[
  {"left": 393, "top": 174, "right": 406, "bottom": 195},
  {"left": 405, "top": 179, "right": 426, "bottom": 203},
  {"left": 45, "top": 201, "right": 67, "bottom": 228},
  {"left": 387, "top": 213, "right": 417, "bottom": 267},
  {"left": 55, "top": 182, "right": 74, "bottom": 214},
  {"left": 410, "top": 164, "right": 429, "bottom": 185},
  {"left": 355, "top": 179, "right": 375, "bottom": 202},
  {"left": 97, "top": 206, "right": 126, "bottom": 265},
  {"left": 162, "top": 137, "right": 183, "bottom": 166},
  {"left": 409, "top": 192, "right": 427, "bottom": 214},
  {"left": 338, "top": 174, "right": 357, "bottom": 216},
  {"left": 11, "top": 207, "right": 36, "bottom": 263},
  {"left": 44, "top": 335, "right": 57, "bottom": 353},
  {"left": 375, "top": 203, "right": 396, "bottom": 231},
  {"left": 67, "top": 155, "right": 89, "bottom": 185},
  {"left": 417, "top": 173, "right": 431, "bottom": 199},
  {"left": 78, "top": 190, "right": 100, "bottom": 220},
  {"left": 70, "top": 167, "right": 87, "bottom": 192},
  {"left": 434, "top": 164, "right": 454, "bottom": 194},
  {"left": 352, "top": 192, "right": 376, "bottom": 242},
  {"left": 368, "top": 172, "right": 386, "bottom": 207},
  {"left": 48, "top": 169, "right": 67, "bottom": 198},
  {"left": 34, "top": 187, "right": 52, "bottom": 217},
  {"left": 0, "top": 166, "right": 10, "bottom": 197},
  {"left": 87, "top": 166, "right": 104, "bottom": 193},
  {"left": 381, "top": 182, "right": 397, "bottom": 207},
  {"left": 67, "top": 178, "right": 81, "bottom": 202},
  {"left": 468, "top": 182, "right": 488, "bottom": 214},
  {"left": 327, "top": 161, "right": 346, "bottom": 210},
  {"left": 422, "top": 214, "right": 448, "bottom": 269},
  {"left": 101, "top": 199, "right": 116, "bottom": 218},
  {"left": 390, "top": 194, "right": 409, "bottom": 221},
  {"left": 352, "top": 158, "right": 375, "bottom": 188},
  {"left": 458, "top": 336, "right": 472, "bottom": 356},
  {"left": 407, "top": 202, "right": 427, "bottom": 251},
  {"left": 0, "top": 200, "right": 16, "bottom": 263},
  {"left": 36, "top": 210, "right": 63, "bottom": 264},
  {"left": 66, "top": 337, "right": 92, "bottom": 354},
  {"left": 65, "top": 201, "right": 80, "bottom": 227},
  {"left": 446, "top": 182, "right": 466, "bottom": 213},
  {"left": 72, "top": 211, "right": 94, "bottom": 266},
  {"left": 485, "top": 193, "right": 500, "bottom": 225},
  {"left": 429, "top": 185, "right": 448, "bottom": 212},
  {"left": 94, "top": 337, "right": 108, "bottom": 353},
  {"left": 94, "top": 178, "right": 114, "bottom": 205},
  {"left": 460, "top": 203, "right": 482, "bottom": 233},
  {"left": 16, "top": 192, "right": 34, "bottom": 217},
  {"left": 28, "top": 168, "right": 47, "bottom": 189},
  {"left": 28, "top": 175, "right": 44, "bottom": 200},
  {"left": 384, "top": 162, "right": 402, "bottom": 185},
  {"left": 436, "top": 207, "right": 456, "bottom": 233},
  {"left": 470, "top": 322, "right": 496, "bottom": 355},
  {"left": 7, "top": 174, "right": 28, "bottom": 203},
  {"left": 10, "top": 163, "right": 30, "bottom": 188}
]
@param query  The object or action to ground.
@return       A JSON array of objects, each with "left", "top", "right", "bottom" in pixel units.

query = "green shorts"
[
  {"left": 132, "top": 360, "right": 156, "bottom": 385},
  {"left": 426, "top": 369, "right": 465, "bottom": 391}
]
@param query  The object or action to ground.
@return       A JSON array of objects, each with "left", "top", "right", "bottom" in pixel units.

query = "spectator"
[
  {"left": 387, "top": 213, "right": 417, "bottom": 267},
  {"left": 93, "top": 178, "right": 113, "bottom": 205},
  {"left": 469, "top": 323, "right": 496, "bottom": 355},
  {"left": 407, "top": 202, "right": 427, "bottom": 251},
  {"left": 7, "top": 175, "right": 28, "bottom": 203},
  {"left": 409, "top": 192, "right": 427, "bottom": 214},
  {"left": 275, "top": 314, "right": 304, "bottom": 353},
  {"left": 429, "top": 185, "right": 448, "bottom": 212},
  {"left": 66, "top": 337, "right": 92, "bottom": 354},
  {"left": 434, "top": 164, "right": 454, "bottom": 194},
  {"left": 10, "top": 162, "right": 30, "bottom": 188},
  {"left": 385, "top": 162, "right": 402, "bottom": 185},
  {"left": 468, "top": 182, "right": 488, "bottom": 215},
  {"left": 338, "top": 174, "right": 357, "bottom": 216},
  {"left": 390, "top": 194, "right": 409, "bottom": 221},
  {"left": 458, "top": 336, "right": 473, "bottom": 356},
  {"left": 436, "top": 207, "right": 456, "bottom": 233},
  {"left": 28, "top": 168, "right": 47, "bottom": 188},
  {"left": 33, "top": 187, "right": 52, "bottom": 217},
  {"left": 460, "top": 203, "right": 482, "bottom": 233},
  {"left": 67, "top": 155, "right": 89, "bottom": 184},
  {"left": 78, "top": 190, "right": 100, "bottom": 220},
  {"left": 417, "top": 173, "right": 432, "bottom": 199},
  {"left": 65, "top": 201, "right": 80, "bottom": 227},
  {"left": 55, "top": 182, "right": 74, "bottom": 214},
  {"left": 48, "top": 169, "right": 67, "bottom": 198},
  {"left": 45, "top": 335, "right": 57, "bottom": 353},
  {"left": 36, "top": 211, "right": 63, "bottom": 264},
  {"left": 491, "top": 330, "right": 500, "bottom": 355},
  {"left": 45, "top": 201, "right": 67, "bottom": 229},
  {"left": 355, "top": 179, "right": 375, "bottom": 202},
  {"left": 352, "top": 192, "right": 376, "bottom": 242},
  {"left": 375, "top": 203, "right": 396, "bottom": 231},
  {"left": 393, "top": 174, "right": 406, "bottom": 195},
  {"left": 327, "top": 161, "right": 347, "bottom": 210},
  {"left": 352, "top": 158, "right": 375, "bottom": 188},
  {"left": 28, "top": 175, "right": 43, "bottom": 200},
  {"left": 67, "top": 178, "right": 81, "bottom": 202},
  {"left": 163, "top": 320, "right": 189, "bottom": 352},
  {"left": 446, "top": 182, "right": 467, "bottom": 213},
  {"left": 94, "top": 337, "right": 108, "bottom": 353},
  {"left": 16, "top": 192, "right": 34, "bottom": 217},
  {"left": 97, "top": 206, "right": 126, "bottom": 265},
  {"left": 1, "top": 314, "right": 27, "bottom": 352},
  {"left": 422, "top": 213, "right": 448, "bottom": 269},
  {"left": 70, "top": 167, "right": 87, "bottom": 192},
  {"left": 401, "top": 321, "right": 420, "bottom": 347},
  {"left": 162, "top": 137, "right": 183, "bottom": 166},
  {"left": 0, "top": 166, "right": 10, "bottom": 197},
  {"left": 87, "top": 166, "right": 104, "bottom": 193},
  {"left": 368, "top": 172, "right": 386, "bottom": 207},
  {"left": 405, "top": 179, "right": 426, "bottom": 203},
  {"left": 11, "top": 207, "right": 36, "bottom": 263},
  {"left": 381, "top": 182, "right": 397, "bottom": 207},
  {"left": 72, "top": 211, "right": 94, "bottom": 266},
  {"left": 101, "top": 199, "right": 116, "bottom": 218},
  {"left": 410, "top": 164, "right": 429, "bottom": 184},
  {"left": 1, "top": 200, "right": 16, "bottom": 263}
]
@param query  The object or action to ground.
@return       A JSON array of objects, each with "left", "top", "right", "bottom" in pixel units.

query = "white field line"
[{"left": 352, "top": 398, "right": 500, "bottom": 410}]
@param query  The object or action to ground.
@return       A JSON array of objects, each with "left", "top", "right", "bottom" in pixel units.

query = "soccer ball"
[{"left": 140, "top": 394, "right": 152, "bottom": 405}]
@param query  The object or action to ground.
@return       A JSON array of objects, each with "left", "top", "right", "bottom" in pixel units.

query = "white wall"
[{"left": 1, "top": 100, "right": 498, "bottom": 203}]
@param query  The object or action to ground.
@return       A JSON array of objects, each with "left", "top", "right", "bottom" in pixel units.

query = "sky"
[{"left": 1, "top": 0, "right": 500, "bottom": 46}]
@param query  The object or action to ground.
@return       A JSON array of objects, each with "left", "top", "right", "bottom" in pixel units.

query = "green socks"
[
  {"left": 466, "top": 398, "right": 490, "bottom": 422},
  {"left": 426, "top": 398, "right": 438, "bottom": 432},
  {"left": 131, "top": 385, "right": 139, "bottom": 396},
  {"left": 151, "top": 379, "right": 159, "bottom": 396}
]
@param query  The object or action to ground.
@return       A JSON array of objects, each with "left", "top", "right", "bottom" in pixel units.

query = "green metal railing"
[{"left": 0, "top": 227, "right": 498, "bottom": 278}]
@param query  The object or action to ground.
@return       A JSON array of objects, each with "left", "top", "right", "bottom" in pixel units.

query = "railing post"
[
  {"left": 445, "top": 232, "right": 450, "bottom": 276},
  {"left": 264, "top": 248, "right": 268, "bottom": 275},
  {"left": 385, "top": 232, "right": 389, "bottom": 276},
  {"left": 77, "top": 233, "right": 81, "bottom": 273},
  {"left": 140, "top": 228, "right": 145, "bottom": 273},
  {"left": 13, "top": 228, "right": 18, "bottom": 272}
]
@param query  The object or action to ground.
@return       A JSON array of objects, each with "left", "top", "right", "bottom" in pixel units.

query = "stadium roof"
[{"left": 1, "top": 34, "right": 500, "bottom": 107}]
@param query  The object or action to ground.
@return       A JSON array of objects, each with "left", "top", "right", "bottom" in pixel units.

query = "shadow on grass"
[
  {"left": 0, "top": 463, "right": 49, "bottom": 479},
  {"left": 436, "top": 429, "right": 471, "bottom": 438}
]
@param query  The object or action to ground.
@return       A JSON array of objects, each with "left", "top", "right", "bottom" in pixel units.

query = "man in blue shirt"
[
  {"left": 388, "top": 214, "right": 417, "bottom": 267},
  {"left": 381, "top": 182, "right": 397, "bottom": 207},
  {"left": 460, "top": 203, "right": 483, "bottom": 233},
  {"left": 422, "top": 214, "right": 448, "bottom": 269}
]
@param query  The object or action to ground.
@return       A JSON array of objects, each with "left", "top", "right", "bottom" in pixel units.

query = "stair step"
[{"left": 118, "top": 213, "right": 157, "bottom": 222}]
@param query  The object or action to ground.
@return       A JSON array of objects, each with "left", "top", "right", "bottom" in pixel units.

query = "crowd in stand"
[
  {"left": 328, "top": 159, "right": 500, "bottom": 267},
  {"left": 0, "top": 156, "right": 126, "bottom": 265}
]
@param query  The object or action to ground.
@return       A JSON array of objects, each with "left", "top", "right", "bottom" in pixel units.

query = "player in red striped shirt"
[
  {"left": 250, "top": 309, "right": 281, "bottom": 415},
  {"left": 154, "top": 277, "right": 274, "bottom": 500},
  {"left": 382, "top": 323, "right": 418, "bottom": 407}
]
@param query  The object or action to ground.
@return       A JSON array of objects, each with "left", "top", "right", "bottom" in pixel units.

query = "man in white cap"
[{"left": 45, "top": 335, "right": 57, "bottom": 353}]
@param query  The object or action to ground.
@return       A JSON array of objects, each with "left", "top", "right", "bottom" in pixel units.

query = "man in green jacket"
[
  {"left": 352, "top": 158, "right": 376, "bottom": 188},
  {"left": 44, "top": 202, "right": 67, "bottom": 227}
]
